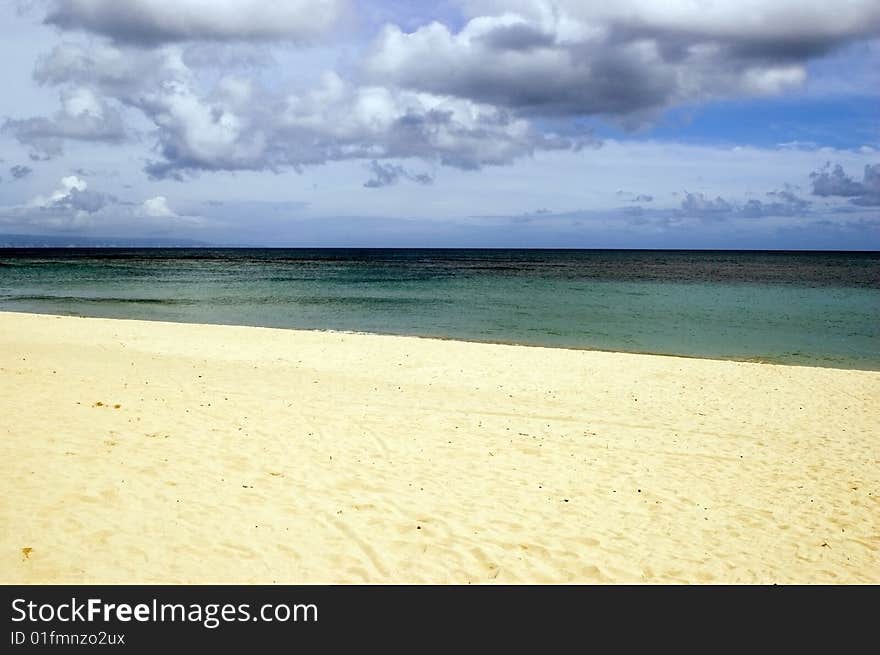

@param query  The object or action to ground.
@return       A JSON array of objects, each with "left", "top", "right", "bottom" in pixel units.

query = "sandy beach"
[{"left": 1, "top": 310, "right": 877, "bottom": 584}]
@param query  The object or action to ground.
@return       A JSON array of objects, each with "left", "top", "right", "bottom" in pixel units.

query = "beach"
[{"left": 1, "top": 310, "right": 877, "bottom": 584}]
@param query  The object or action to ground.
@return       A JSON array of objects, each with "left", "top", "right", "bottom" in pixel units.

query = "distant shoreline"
[{"left": 3, "top": 241, "right": 880, "bottom": 252}]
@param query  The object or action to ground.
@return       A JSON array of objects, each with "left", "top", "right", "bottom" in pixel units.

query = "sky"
[{"left": 0, "top": 0, "right": 878, "bottom": 248}]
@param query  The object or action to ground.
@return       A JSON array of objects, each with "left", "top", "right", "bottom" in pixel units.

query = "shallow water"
[{"left": 1, "top": 248, "right": 878, "bottom": 369}]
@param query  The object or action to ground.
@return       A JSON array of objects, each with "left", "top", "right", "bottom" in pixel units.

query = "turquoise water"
[{"left": 1, "top": 249, "right": 878, "bottom": 369}]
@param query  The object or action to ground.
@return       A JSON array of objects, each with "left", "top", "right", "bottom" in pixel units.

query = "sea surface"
[{"left": 1, "top": 249, "right": 878, "bottom": 369}]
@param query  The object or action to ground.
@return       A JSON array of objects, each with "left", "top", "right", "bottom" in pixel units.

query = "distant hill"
[{"left": 0, "top": 234, "right": 211, "bottom": 248}]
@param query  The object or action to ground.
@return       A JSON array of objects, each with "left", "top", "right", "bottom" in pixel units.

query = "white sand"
[{"left": 1, "top": 311, "right": 878, "bottom": 583}]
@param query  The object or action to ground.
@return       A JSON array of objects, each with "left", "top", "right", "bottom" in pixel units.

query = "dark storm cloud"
[
  {"left": 811, "top": 163, "right": 880, "bottom": 206},
  {"left": 363, "top": 160, "right": 434, "bottom": 188}
]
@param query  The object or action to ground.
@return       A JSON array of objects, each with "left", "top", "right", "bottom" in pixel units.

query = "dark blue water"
[{"left": 1, "top": 249, "right": 878, "bottom": 369}]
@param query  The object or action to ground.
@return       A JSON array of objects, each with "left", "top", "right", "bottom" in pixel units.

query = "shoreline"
[
  {"left": 2, "top": 311, "right": 878, "bottom": 583},
  {"left": 0, "top": 308, "right": 874, "bottom": 372}
]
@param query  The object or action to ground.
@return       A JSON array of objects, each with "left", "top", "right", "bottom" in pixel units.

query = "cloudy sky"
[{"left": 0, "top": 0, "right": 878, "bottom": 247}]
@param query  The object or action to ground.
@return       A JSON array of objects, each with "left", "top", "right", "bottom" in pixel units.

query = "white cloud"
[
  {"left": 460, "top": 1, "right": 880, "bottom": 41},
  {"left": 3, "top": 85, "right": 127, "bottom": 158},
  {"left": 10, "top": 0, "right": 877, "bottom": 180},
  {"left": 0, "top": 175, "right": 202, "bottom": 234},
  {"left": 140, "top": 195, "right": 176, "bottom": 216},
  {"left": 15, "top": 42, "right": 589, "bottom": 178},
  {"left": 29, "top": 174, "right": 88, "bottom": 207}
]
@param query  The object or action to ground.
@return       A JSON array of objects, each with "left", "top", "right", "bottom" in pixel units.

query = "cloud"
[
  {"left": 680, "top": 188, "right": 811, "bottom": 219},
  {"left": 11, "top": 1, "right": 876, "bottom": 189},
  {"left": 760, "top": 187, "right": 811, "bottom": 215},
  {"left": 140, "top": 195, "right": 176, "bottom": 217},
  {"left": 33, "top": 41, "right": 162, "bottom": 91},
  {"left": 0, "top": 175, "right": 201, "bottom": 233},
  {"left": 9, "top": 165, "right": 34, "bottom": 180},
  {"left": 180, "top": 43, "right": 277, "bottom": 70},
  {"left": 810, "top": 162, "right": 880, "bottom": 205},
  {"left": 43, "top": 0, "right": 348, "bottom": 44},
  {"left": 19, "top": 42, "right": 589, "bottom": 178},
  {"left": 60, "top": 186, "right": 114, "bottom": 212},
  {"left": 2, "top": 86, "right": 127, "bottom": 158},
  {"left": 680, "top": 192, "right": 734, "bottom": 219},
  {"left": 461, "top": 1, "right": 880, "bottom": 47},
  {"left": 27, "top": 175, "right": 115, "bottom": 213},
  {"left": 811, "top": 163, "right": 865, "bottom": 196},
  {"left": 616, "top": 190, "right": 653, "bottom": 202},
  {"left": 31, "top": 174, "right": 86, "bottom": 205},
  {"left": 365, "top": 1, "right": 880, "bottom": 119},
  {"left": 144, "top": 68, "right": 588, "bottom": 178},
  {"left": 363, "top": 160, "right": 434, "bottom": 188},
  {"left": 477, "top": 21, "right": 555, "bottom": 51}
]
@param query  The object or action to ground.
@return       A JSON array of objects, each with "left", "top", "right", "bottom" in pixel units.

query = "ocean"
[{"left": 1, "top": 248, "right": 878, "bottom": 369}]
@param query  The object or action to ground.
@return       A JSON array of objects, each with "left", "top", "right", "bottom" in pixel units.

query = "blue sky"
[{"left": 0, "top": 1, "right": 878, "bottom": 248}]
